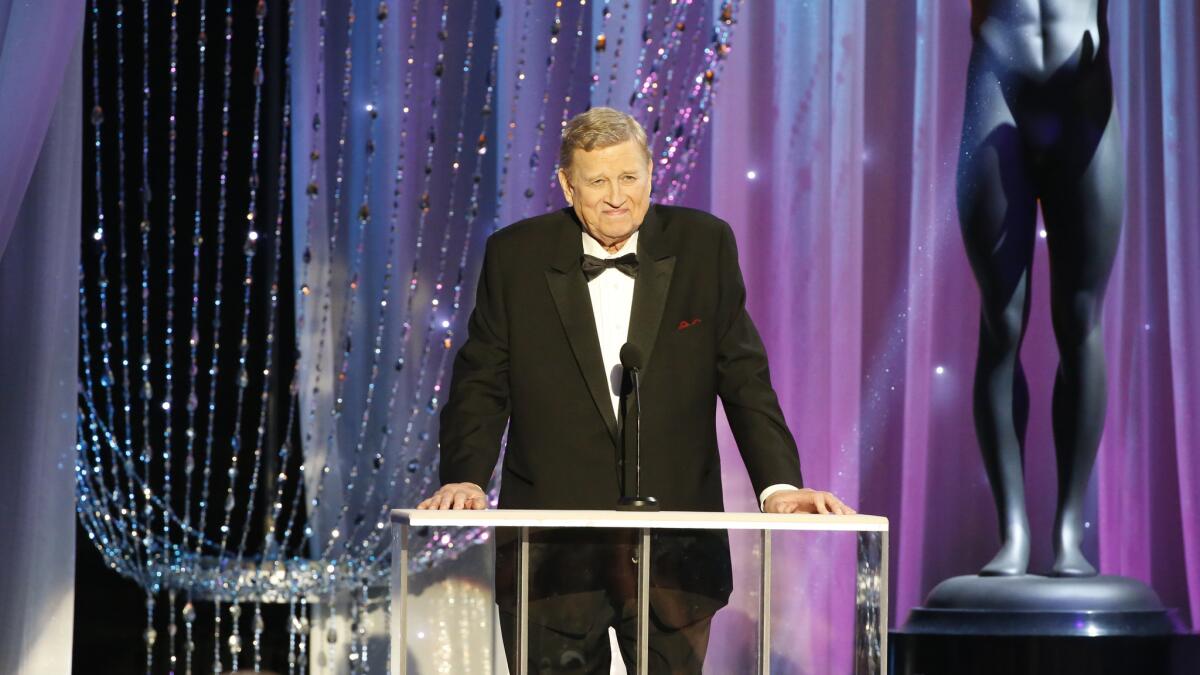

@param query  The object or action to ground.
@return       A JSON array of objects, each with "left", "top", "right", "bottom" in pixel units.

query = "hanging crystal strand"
[
  {"left": 160, "top": 0, "right": 183, "bottom": 583},
  {"left": 298, "top": 598, "right": 311, "bottom": 675},
  {"left": 272, "top": 0, "right": 326, "bottom": 567},
  {"left": 317, "top": 0, "right": 394, "bottom": 574},
  {"left": 659, "top": 0, "right": 741, "bottom": 204},
  {"left": 214, "top": 0, "right": 268, "bottom": 569},
  {"left": 259, "top": 1, "right": 306, "bottom": 587},
  {"left": 369, "top": 0, "right": 501, "bottom": 569},
  {"left": 228, "top": 601, "right": 243, "bottom": 671},
  {"left": 168, "top": 589, "right": 179, "bottom": 674},
  {"left": 112, "top": 0, "right": 152, "bottom": 590},
  {"left": 494, "top": 0, "right": 535, "bottom": 231},
  {"left": 323, "top": 592, "right": 338, "bottom": 675},
  {"left": 284, "top": 0, "right": 328, "bottom": 566},
  {"left": 520, "top": 0, "right": 564, "bottom": 215},
  {"left": 253, "top": 600, "right": 265, "bottom": 672},
  {"left": 638, "top": 0, "right": 698, "bottom": 201},
  {"left": 590, "top": 0, "right": 613, "bottom": 103},
  {"left": 543, "top": 0, "right": 591, "bottom": 212},
  {"left": 629, "top": 0, "right": 666, "bottom": 107},
  {"left": 525, "top": 0, "right": 566, "bottom": 212},
  {"left": 357, "top": 582, "right": 370, "bottom": 673},
  {"left": 287, "top": 597, "right": 299, "bottom": 675},
  {"left": 213, "top": 598, "right": 223, "bottom": 674},
  {"left": 365, "top": 0, "right": 424, "bottom": 493},
  {"left": 218, "top": 0, "right": 269, "bottom": 586},
  {"left": 602, "top": 0, "right": 632, "bottom": 107},
  {"left": 234, "top": 0, "right": 283, "bottom": 578},
  {"left": 181, "top": 0, "right": 209, "bottom": 580},
  {"left": 297, "top": 0, "right": 361, "bottom": 564},
  {"left": 270, "top": 0, "right": 319, "bottom": 564},
  {"left": 348, "top": 592, "right": 362, "bottom": 673},
  {"left": 193, "top": 0, "right": 235, "bottom": 590},
  {"left": 341, "top": 0, "right": 425, "bottom": 566},
  {"left": 386, "top": 0, "right": 470, "bottom": 562},
  {"left": 662, "top": 12, "right": 709, "bottom": 202},
  {"left": 182, "top": 596, "right": 197, "bottom": 675},
  {"left": 113, "top": 0, "right": 137, "bottom": 520},
  {"left": 144, "top": 593, "right": 157, "bottom": 675},
  {"left": 136, "top": 0, "right": 159, "bottom": 583},
  {"left": 356, "top": 0, "right": 488, "bottom": 567},
  {"left": 390, "top": 0, "right": 455, "bottom": 540},
  {"left": 83, "top": 0, "right": 137, "bottom": 582}
]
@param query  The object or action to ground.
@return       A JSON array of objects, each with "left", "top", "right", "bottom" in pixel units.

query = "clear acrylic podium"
[{"left": 390, "top": 509, "right": 889, "bottom": 675}]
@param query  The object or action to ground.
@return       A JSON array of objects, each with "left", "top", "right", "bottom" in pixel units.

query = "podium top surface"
[{"left": 390, "top": 509, "right": 888, "bottom": 532}]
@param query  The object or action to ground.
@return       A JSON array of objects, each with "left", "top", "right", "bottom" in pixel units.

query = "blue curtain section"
[
  {"left": 711, "top": 2, "right": 1200, "bottom": 672},
  {"left": 0, "top": 1, "right": 84, "bottom": 672}
]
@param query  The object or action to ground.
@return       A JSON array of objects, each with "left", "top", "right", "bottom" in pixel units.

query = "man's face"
[{"left": 557, "top": 139, "right": 653, "bottom": 250}]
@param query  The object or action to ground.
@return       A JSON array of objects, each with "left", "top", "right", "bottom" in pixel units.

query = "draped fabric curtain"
[
  {"left": 0, "top": 1, "right": 85, "bottom": 673},
  {"left": 711, "top": 2, "right": 1199, "bottom": 672}
]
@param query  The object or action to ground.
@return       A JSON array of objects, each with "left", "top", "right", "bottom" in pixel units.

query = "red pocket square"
[{"left": 677, "top": 318, "right": 702, "bottom": 331}]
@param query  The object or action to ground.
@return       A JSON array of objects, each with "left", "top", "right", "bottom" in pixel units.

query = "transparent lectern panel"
[
  {"left": 679, "top": 529, "right": 883, "bottom": 675},
  {"left": 394, "top": 524, "right": 503, "bottom": 675},
  {"left": 391, "top": 521, "right": 885, "bottom": 675}
]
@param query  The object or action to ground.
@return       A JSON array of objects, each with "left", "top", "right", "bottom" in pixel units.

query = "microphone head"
[{"left": 619, "top": 343, "right": 645, "bottom": 371}]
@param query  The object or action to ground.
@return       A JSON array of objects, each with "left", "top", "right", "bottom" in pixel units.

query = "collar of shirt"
[{"left": 581, "top": 228, "right": 639, "bottom": 261}]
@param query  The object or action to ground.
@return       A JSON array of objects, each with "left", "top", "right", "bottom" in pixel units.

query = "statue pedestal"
[{"left": 890, "top": 574, "right": 1194, "bottom": 675}]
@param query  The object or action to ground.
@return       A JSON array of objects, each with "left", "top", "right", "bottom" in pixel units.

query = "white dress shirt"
[{"left": 580, "top": 230, "right": 797, "bottom": 511}]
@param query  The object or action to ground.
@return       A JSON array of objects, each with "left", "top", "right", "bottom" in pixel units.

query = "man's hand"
[
  {"left": 763, "top": 488, "right": 855, "bottom": 515},
  {"left": 416, "top": 482, "right": 488, "bottom": 510}
]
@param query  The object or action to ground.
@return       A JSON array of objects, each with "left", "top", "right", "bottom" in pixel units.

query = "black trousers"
[
  {"left": 493, "top": 528, "right": 728, "bottom": 674},
  {"left": 498, "top": 593, "right": 712, "bottom": 675}
]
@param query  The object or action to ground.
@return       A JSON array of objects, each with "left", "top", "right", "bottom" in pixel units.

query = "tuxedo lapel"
[
  {"left": 626, "top": 206, "right": 675, "bottom": 377},
  {"left": 545, "top": 213, "right": 621, "bottom": 448}
]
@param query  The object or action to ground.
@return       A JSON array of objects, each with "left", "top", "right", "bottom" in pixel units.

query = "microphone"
[{"left": 617, "top": 343, "right": 659, "bottom": 511}]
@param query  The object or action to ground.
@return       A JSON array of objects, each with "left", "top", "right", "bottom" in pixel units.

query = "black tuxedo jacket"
[
  {"left": 440, "top": 204, "right": 803, "bottom": 507},
  {"left": 438, "top": 204, "right": 803, "bottom": 629}
]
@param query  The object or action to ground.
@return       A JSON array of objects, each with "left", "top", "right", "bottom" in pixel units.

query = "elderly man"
[{"left": 419, "top": 107, "right": 851, "bottom": 673}]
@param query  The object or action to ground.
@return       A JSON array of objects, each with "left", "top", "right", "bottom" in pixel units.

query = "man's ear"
[{"left": 557, "top": 168, "right": 574, "bottom": 206}]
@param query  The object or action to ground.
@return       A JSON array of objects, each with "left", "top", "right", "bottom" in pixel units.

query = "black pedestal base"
[
  {"left": 906, "top": 574, "right": 1177, "bottom": 636},
  {"left": 891, "top": 574, "right": 1194, "bottom": 675},
  {"left": 889, "top": 632, "right": 1200, "bottom": 675}
]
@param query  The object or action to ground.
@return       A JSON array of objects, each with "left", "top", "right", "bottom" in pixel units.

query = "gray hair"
[{"left": 558, "top": 107, "right": 651, "bottom": 174}]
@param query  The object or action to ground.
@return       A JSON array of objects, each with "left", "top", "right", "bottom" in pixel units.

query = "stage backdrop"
[
  {"left": 284, "top": 0, "right": 1198, "bottom": 673},
  {"left": 711, "top": 2, "right": 1200, "bottom": 672}
]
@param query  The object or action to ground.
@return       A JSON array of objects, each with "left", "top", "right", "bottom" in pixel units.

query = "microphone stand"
[{"left": 617, "top": 366, "right": 659, "bottom": 511}]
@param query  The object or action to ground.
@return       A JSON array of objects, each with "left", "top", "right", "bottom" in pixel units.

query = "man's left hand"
[{"left": 763, "top": 488, "right": 855, "bottom": 515}]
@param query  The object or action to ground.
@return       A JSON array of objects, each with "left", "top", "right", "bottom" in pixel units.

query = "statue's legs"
[
  {"left": 957, "top": 53, "right": 1038, "bottom": 577},
  {"left": 1040, "top": 58, "right": 1124, "bottom": 578}
]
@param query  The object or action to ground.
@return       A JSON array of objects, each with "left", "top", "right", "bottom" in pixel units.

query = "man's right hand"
[{"left": 416, "top": 482, "right": 488, "bottom": 510}]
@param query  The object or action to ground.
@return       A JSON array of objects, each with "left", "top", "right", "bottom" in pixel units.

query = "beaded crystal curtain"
[{"left": 78, "top": 0, "right": 741, "bottom": 672}]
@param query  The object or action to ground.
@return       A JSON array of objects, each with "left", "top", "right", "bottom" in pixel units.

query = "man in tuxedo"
[{"left": 418, "top": 107, "right": 852, "bottom": 673}]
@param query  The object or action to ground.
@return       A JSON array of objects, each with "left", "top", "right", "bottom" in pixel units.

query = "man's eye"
[{"left": 621, "top": 175, "right": 636, "bottom": 183}]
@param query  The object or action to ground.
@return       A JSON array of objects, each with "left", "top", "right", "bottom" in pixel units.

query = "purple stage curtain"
[
  {"left": 0, "top": 0, "right": 85, "bottom": 672},
  {"left": 708, "top": 1, "right": 1200, "bottom": 671}
]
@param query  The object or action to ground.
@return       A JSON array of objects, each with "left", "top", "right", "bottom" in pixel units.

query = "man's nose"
[{"left": 604, "top": 184, "right": 622, "bottom": 205}]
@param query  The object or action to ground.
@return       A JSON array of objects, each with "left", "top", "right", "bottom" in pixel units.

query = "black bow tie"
[{"left": 581, "top": 253, "right": 639, "bottom": 281}]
